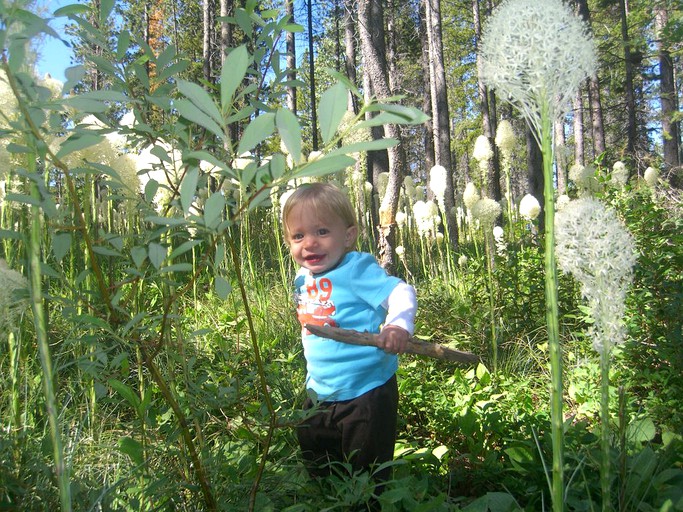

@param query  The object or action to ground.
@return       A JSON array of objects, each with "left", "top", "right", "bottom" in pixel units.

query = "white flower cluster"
[
  {"left": 555, "top": 197, "right": 637, "bottom": 353},
  {"left": 429, "top": 165, "right": 448, "bottom": 207},
  {"left": 495, "top": 120, "right": 516, "bottom": 155},
  {"left": 0, "top": 259, "right": 29, "bottom": 336},
  {"left": 463, "top": 182, "right": 480, "bottom": 211},
  {"left": 643, "top": 167, "right": 659, "bottom": 187},
  {"left": 479, "top": 0, "right": 597, "bottom": 134},
  {"left": 569, "top": 163, "right": 600, "bottom": 195},
  {"left": 471, "top": 197, "right": 501, "bottom": 227},
  {"left": 412, "top": 199, "right": 441, "bottom": 238},
  {"left": 611, "top": 161, "right": 629, "bottom": 188},
  {"left": 519, "top": 193, "right": 541, "bottom": 220},
  {"left": 493, "top": 225, "right": 507, "bottom": 256}
]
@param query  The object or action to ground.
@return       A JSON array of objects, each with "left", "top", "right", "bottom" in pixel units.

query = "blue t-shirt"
[{"left": 293, "top": 251, "right": 402, "bottom": 401}]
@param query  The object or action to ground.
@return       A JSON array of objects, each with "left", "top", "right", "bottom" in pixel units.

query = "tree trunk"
[
  {"left": 575, "top": 0, "right": 606, "bottom": 158},
  {"left": 358, "top": 0, "right": 406, "bottom": 272},
  {"left": 555, "top": 119, "right": 568, "bottom": 194},
  {"left": 286, "top": 0, "right": 297, "bottom": 113},
  {"left": 655, "top": 3, "right": 681, "bottom": 172},
  {"left": 619, "top": 0, "right": 637, "bottom": 157},
  {"left": 203, "top": 0, "right": 213, "bottom": 83},
  {"left": 419, "top": 5, "right": 435, "bottom": 173},
  {"left": 426, "top": 0, "right": 458, "bottom": 247},
  {"left": 344, "top": 0, "right": 359, "bottom": 113},
  {"left": 307, "top": 0, "right": 319, "bottom": 150}
]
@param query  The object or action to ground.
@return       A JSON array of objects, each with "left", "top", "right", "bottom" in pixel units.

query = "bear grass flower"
[
  {"left": 463, "top": 182, "right": 480, "bottom": 211},
  {"left": 555, "top": 197, "right": 637, "bottom": 353},
  {"left": 644, "top": 167, "right": 659, "bottom": 187},
  {"left": 611, "top": 161, "right": 629, "bottom": 187},
  {"left": 479, "top": 0, "right": 597, "bottom": 136},
  {"left": 429, "top": 165, "right": 448, "bottom": 207},
  {"left": 471, "top": 198, "right": 501, "bottom": 227},
  {"left": 495, "top": 120, "right": 516, "bottom": 155},
  {"left": 519, "top": 193, "right": 541, "bottom": 220}
]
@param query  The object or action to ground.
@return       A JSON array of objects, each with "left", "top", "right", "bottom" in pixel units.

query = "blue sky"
[{"left": 35, "top": 0, "right": 75, "bottom": 83}]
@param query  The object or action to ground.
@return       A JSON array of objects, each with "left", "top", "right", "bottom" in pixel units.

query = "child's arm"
[{"left": 378, "top": 282, "right": 417, "bottom": 354}]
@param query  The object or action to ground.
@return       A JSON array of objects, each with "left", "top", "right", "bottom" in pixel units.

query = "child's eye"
[
  {"left": 291, "top": 233, "right": 303, "bottom": 241},
  {"left": 317, "top": 228, "right": 329, "bottom": 236}
]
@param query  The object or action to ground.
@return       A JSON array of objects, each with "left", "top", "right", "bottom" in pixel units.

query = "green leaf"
[
  {"left": 159, "top": 263, "right": 193, "bottom": 274},
  {"left": 318, "top": 82, "right": 348, "bottom": 145},
  {"left": 118, "top": 437, "right": 144, "bottom": 466},
  {"left": 63, "top": 65, "right": 86, "bottom": 92},
  {"left": 627, "top": 417, "right": 656, "bottom": 444},
  {"left": 180, "top": 166, "right": 199, "bottom": 215},
  {"left": 52, "top": 233, "right": 71, "bottom": 262},
  {"left": 176, "top": 79, "right": 223, "bottom": 125},
  {"left": 157, "top": 61, "right": 190, "bottom": 82},
  {"left": 144, "top": 179, "right": 159, "bottom": 203},
  {"left": 294, "top": 154, "right": 355, "bottom": 179},
  {"left": 55, "top": 133, "right": 103, "bottom": 159},
  {"left": 238, "top": 112, "right": 275, "bottom": 155},
  {"left": 92, "top": 246, "right": 122, "bottom": 257},
  {"left": 99, "top": 0, "right": 115, "bottom": 25},
  {"left": 116, "top": 30, "right": 130, "bottom": 61},
  {"left": 109, "top": 379, "right": 141, "bottom": 410},
  {"left": 276, "top": 109, "right": 302, "bottom": 165},
  {"left": 214, "top": 276, "right": 232, "bottom": 300},
  {"left": 130, "top": 246, "right": 147, "bottom": 268},
  {"left": 169, "top": 240, "right": 202, "bottom": 260},
  {"left": 173, "top": 98, "right": 224, "bottom": 141},
  {"left": 328, "top": 138, "right": 398, "bottom": 156},
  {"left": 204, "top": 192, "right": 226, "bottom": 229},
  {"left": 221, "top": 45, "right": 250, "bottom": 110},
  {"left": 148, "top": 243, "right": 166, "bottom": 269}
]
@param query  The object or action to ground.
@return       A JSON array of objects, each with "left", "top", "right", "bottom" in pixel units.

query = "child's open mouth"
[{"left": 305, "top": 254, "right": 324, "bottom": 264}]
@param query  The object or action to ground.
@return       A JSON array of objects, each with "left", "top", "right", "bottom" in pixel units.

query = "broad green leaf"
[
  {"left": 159, "top": 263, "right": 193, "bottom": 274},
  {"left": 144, "top": 179, "right": 159, "bottom": 203},
  {"left": 92, "top": 246, "right": 122, "bottom": 257},
  {"left": 100, "top": 0, "right": 115, "bottom": 25},
  {"left": 177, "top": 80, "right": 223, "bottom": 125},
  {"left": 156, "top": 45, "right": 176, "bottom": 71},
  {"left": 214, "top": 276, "right": 232, "bottom": 300},
  {"left": 148, "top": 243, "right": 167, "bottom": 269},
  {"left": 294, "top": 154, "right": 355, "bottom": 179},
  {"left": 69, "top": 90, "right": 129, "bottom": 102},
  {"left": 276, "top": 109, "right": 302, "bottom": 164},
  {"left": 55, "top": 133, "right": 103, "bottom": 159},
  {"left": 118, "top": 437, "right": 144, "bottom": 466},
  {"left": 157, "top": 61, "right": 190, "bottom": 82},
  {"left": 318, "top": 82, "right": 348, "bottom": 145},
  {"left": 173, "top": 99, "right": 224, "bottom": 141},
  {"left": 365, "top": 104, "right": 430, "bottom": 125},
  {"left": 54, "top": 3, "right": 90, "bottom": 15},
  {"left": 116, "top": 30, "right": 130, "bottom": 61},
  {"left": 52, "top": 233, "right": 72, "bottom": 262},
  {"left": 221, "top": 45, "right": 249, "bottom": 110},
  {"left": 143, "top": 216, "right": 188, "bottom": 227},
  {"left": 130, "top": 246, "right": 147, "bottom": 268},
  {"left": 627, "top": 417, "right": 656, "bottom": 444},
  {"left": 108, "top": 379, "right": 141, "bottom": 410},
  {"left": 204, "top": 192, "right": 226, "bottom": 229},
  {"left": 267, "top": 154, "right": 286, "bottom": 182},
  {"left": 238, "top": 112, "right": 275, "bottom": 155},
  {"left": 63, "top": 65, "right": 86, "bottom": 92},
  {"left": 180, "top": 166, "right": 199, "bottom": 215},
  {"left": 169, "top": 240, "right": 203, "bottom": 260},
  {"left": 328, "top": 138, "right": 398, "bottom": 156}
]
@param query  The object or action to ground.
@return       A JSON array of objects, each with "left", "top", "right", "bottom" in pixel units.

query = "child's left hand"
[{"left": 378, "top": 325, "right": 410, "bottom": 354}]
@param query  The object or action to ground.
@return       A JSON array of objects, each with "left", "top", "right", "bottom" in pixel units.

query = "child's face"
[{"left": 285, "top": 202, "right": 357, "bottom": 274}]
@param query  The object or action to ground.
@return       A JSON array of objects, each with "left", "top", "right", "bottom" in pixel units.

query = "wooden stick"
[{"left": 304, "top": 324, "right": 480, "bottom": 365}]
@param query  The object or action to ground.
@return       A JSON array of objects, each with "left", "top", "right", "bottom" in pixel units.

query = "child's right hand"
[{"left": 378, "top": 325, "right": 409, "bottom": 354}]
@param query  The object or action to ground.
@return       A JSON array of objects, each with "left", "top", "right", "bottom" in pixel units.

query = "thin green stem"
[
  {"left": 600, "top": 347, "right": 612, "bottom": 512},
  {"left": 28, "top": 173, "right": 72, "bottom": 511},
  {"left": 541, "top": 109, "right": 564, "bottom": 512}
]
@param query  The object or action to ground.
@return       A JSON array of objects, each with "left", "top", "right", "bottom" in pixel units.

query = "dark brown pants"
[{"left": 297, "top": 374, "right": 398, "bottom": 482}]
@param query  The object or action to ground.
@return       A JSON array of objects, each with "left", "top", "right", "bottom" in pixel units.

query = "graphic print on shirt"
[{"left": 295, "top": 276, "right": 338, "bottom": 334}]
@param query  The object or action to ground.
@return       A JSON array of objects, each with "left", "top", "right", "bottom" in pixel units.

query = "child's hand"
[{"left": 378, "top": 325, "right": 410, "bottom": 354}]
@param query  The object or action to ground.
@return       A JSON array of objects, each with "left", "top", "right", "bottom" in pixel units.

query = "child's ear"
[{"left": 345, "top": 226, "right": 358, "bottom": 247}]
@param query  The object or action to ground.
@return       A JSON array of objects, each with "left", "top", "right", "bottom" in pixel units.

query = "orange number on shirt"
[{"left": 318, "top": 278, "right": 332, "bottom": 301}]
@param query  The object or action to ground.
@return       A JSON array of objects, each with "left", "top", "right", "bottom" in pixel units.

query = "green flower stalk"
[
  {"left": 479, "top": 1, "right": 597, "bottom": 510},
  {"left": 555, "top": 198, "right": 637, "bottom": 511}
]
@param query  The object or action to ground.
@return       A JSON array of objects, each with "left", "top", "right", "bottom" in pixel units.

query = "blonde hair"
[{"left": 282, "top": 183, "right": 358, "bottom": 245}]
